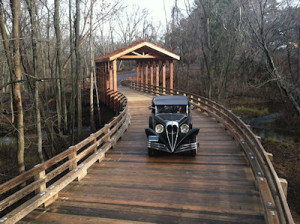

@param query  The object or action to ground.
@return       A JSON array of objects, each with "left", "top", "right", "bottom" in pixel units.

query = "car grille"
[{"left": 166, "top": 121, "right": 179, "bottom": 152}]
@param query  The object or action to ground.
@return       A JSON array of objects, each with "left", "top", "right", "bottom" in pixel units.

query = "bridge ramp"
[{"left": 21, "top": 87, "right": 264, "bottom": 224}]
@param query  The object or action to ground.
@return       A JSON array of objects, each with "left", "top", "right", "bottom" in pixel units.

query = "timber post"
[
  {"left": 162, "top": 60, "right": 166, "bottom": 94},
  {"left": 156, "top": 61, "right": 159, "bottom": 95}
]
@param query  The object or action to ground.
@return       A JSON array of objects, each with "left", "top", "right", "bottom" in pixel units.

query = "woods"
[
  {"left": 0, "top": 0, "right": 299, "bottom": 204},
  {"left": 0, "top": 0, "right": 299, "bottom": 222},
  {"left": 166, "top": 0, "right": 300, "bottom": 113},
  {"left": 0, "top": 0, "right": 125, "bottom": 177}
]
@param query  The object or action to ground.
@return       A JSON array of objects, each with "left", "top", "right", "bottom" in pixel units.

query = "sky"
[{"left": 125, "top": 0, "right": 189, "bottom": 26}]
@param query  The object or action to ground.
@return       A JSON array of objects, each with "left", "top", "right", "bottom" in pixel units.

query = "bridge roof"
[{"left": 95, "top": 41, "right": 180, "bottom": 62}]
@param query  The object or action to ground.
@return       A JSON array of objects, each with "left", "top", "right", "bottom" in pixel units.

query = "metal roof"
[{"left": 152, "top": 95, "right": 189, "bottom": 105}]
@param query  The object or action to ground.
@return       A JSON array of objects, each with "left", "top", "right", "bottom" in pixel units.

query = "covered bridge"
[{"left": 94, "top": 41, "right": 180, "bottom": 105}]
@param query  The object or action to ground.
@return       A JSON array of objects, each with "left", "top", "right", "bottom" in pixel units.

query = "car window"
[{"left": 156, "top": 105, "right": 187, "bottom": 114}]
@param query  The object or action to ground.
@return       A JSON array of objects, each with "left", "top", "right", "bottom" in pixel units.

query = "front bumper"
[{"left": 147, "top": 141, "right": 199, "bottom": 153}]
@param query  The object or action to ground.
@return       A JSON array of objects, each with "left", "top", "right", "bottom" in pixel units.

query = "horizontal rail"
[
  {"left": 0, "top": 91, "right": 130, "bottom": 224},
  {"left": 121, "top": 79, "right": 294, "bottom": 224}
]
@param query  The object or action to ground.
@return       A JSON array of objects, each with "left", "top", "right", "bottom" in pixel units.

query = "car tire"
[
  {"left": 149, "top": 116, "right": 153, "bottom": 129},
  {"left": 190, "top": 149, "right": 197, "bottom": 157},
  {"left": 148, "top": 148, "right": 156, "bottom": 157},
  {"left": 190, "top": 135, "right": 197, "bottom": 157}
]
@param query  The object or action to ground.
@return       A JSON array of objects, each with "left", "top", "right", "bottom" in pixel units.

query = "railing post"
[
  {"left": 68, "top": 146, "right": 77, "bottom": 171},
  {"left": 34, "top": 170, "right": 46, "bottom": 194},
  {"left": 34, "top": 169, "right": 58, "bottom": 208},
  {"left": 104, "top": 124, "right": 111, "bottom": 145},
  {"left": 91, "top": 134, "right": 97, "bottom": 153}
]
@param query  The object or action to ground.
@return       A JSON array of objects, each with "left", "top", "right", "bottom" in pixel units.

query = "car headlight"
[
  {"left": 180, "top": 124, "right": 189, "bottom": 133},
  {"left": 155, "top": 124, "right": 164, "bottom": 133}
]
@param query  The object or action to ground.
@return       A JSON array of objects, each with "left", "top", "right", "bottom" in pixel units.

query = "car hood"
[{"left": 156, "top": 113, "right": 186, "bottom": 124}]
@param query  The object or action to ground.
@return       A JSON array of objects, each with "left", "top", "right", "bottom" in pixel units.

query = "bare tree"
[
  {"left": 0, "top": 0, "right": 14, "bottom": 123},
  {"left": 54, "top": 0, "right": 68, "bottom": 133},
  {"left": 89, "top": 0, "right": 96, "bottom": 131},
  {"left": 11, "top": 0, "right": 25, "bottom": 173},
  {"left": 242, "top": 0, "right": 300, "bottom": 114},
  {"left": 75, "top": 0, "right": 82, "bottom": 137},
  {"left": 25, "top": 0, "right": 43, "bottom": 162}
]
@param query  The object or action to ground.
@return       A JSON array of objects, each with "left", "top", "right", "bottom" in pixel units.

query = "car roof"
[{"left": 152, "top": 95, "right": 189, "bottom": 105}]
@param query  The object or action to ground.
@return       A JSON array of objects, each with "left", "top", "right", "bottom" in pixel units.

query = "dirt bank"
[{"left": 262, "top": 140, "right": 300, "bottom": 223}]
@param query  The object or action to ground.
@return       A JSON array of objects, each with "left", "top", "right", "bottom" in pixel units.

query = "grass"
[{"left": 231, "top": 105, "right": 269, "bottom": 119}]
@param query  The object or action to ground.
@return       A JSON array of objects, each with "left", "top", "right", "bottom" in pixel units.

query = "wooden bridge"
[{"left": 0, "top": 42, "right": 294, "bottom": 223}]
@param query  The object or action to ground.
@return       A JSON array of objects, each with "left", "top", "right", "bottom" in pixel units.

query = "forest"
[{"left": 0, "top": 0, "right": 299, "bottom": 221}]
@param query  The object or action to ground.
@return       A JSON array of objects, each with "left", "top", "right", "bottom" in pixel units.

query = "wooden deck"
[{"left": 20, "top": 87, "right": 264, "bottom": 224}]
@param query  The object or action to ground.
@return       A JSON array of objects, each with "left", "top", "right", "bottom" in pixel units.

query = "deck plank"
[{"left": 21, "top": 87, "right": 264, "bottom": 224}]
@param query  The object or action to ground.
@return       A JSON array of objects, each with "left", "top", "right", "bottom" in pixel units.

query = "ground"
[{"left": 262, "top": 140, "right": 300, "bottom": 223}]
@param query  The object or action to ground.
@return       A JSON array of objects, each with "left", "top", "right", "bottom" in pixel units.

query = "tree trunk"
[
  {"left": 11, "top": 0, "right": 25, "bottom": 173},
  {"left": 94, "top": 71, "right": 102, "bottom": 127},
  {"left": 69, "top": 0, "right": 76, "bottom": 144},
  {"left": 263, "top": 43, "right": 300, "bottom": 115},
  {"left": 25, "top": 0, "right": 43, "bottom": 163},
  {"left": 75, "top": 0, "right": 82, "bottom": 137},
  {"left": 54, "top": 0, "right": 68, "bottom": 133},
  {"left": 89, "top": 0, "right": 95, "bottom": 131},
  {"left": 0, "top": 1, "right": 14, "bottom": 123},
  {"left": 298, "top": 27, "right": 300, "bottom": 83}
]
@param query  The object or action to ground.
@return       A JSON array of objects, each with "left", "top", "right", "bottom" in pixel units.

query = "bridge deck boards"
[{"left": 21, "top": 87, "right": 264, "bottom": 224}]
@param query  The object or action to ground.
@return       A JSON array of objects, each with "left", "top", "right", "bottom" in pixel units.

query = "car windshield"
[{"left": 156, "top": 105, "right": 187, "bottom": 114}]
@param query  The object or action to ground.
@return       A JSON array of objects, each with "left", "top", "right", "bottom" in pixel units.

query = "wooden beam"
[
  {"left": 156, "top": 61, "right": 159, "bottom": 94},
  {"left": 170, "top": 60, "right": 173, "bottom": 95},
  {"left": 141, "top": 62, "right": 144, "bottom": 90},
  {"left": 136, "top": 62, "right": 140, "bottom": 83},
  {"left": 150, "top": 61, "right": 153, "bottom": 91},
  {"left": 162, "top": 61, "right": 166, "bottom": 94},
  {"left": 109, "top": 41, "right": 180, "bottom": 61},
  {"left": 113, "top": 60, "right": 117, "bottom": 92},
  {"left": 109, "top": 61, "right": 113, "bottom": 90},
  {"left": 109, "top": 62, "right": 113, "bottom": 108},
  {"left": 132, "top": 51, "right": 141, "bottom": 56},
  {"left": 113, "top": 60, "right": 117, "bottom": 111},
  {"left": 145, "top": 62, "right": 148, "bottom": 86},
  {"left": 119, "top": 55, "right": 157, "bottom": 59}
]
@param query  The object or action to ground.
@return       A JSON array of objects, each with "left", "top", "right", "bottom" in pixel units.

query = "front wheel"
[
  {"left": 190, "top": 135, "right": 197, "bottom": 157},
  {"left": 148, "top": 148, "right": 157, "bottom": 157},
  {"left": 190, "top": 149, "right": 197, "bottom": 157}
]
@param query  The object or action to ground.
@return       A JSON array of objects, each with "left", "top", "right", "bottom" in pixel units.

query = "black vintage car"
[{"left": 145, "top": 95, "right": 199, "bottom": 156}]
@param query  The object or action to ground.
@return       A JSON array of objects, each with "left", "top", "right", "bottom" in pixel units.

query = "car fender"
[
  {"left": 145, "top": 128, "right": 156, "bottom": 137},
  {"left": 176, "top": 128, "right": 199, "bottom": 146}
]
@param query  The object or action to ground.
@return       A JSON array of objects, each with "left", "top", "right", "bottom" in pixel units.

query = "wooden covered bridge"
[{"left": 0, "top": 41, "right": 294, "bottom": 224}]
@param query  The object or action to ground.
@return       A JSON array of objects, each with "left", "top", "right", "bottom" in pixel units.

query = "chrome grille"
[{"left": 166, "top": 121, "right": 179, "bottom": 152}]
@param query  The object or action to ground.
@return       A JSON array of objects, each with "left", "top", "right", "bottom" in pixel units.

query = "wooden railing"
[
  {"left": 0, "top": 91, "right": 130, "bottom": 224},
  {"left": 122, "top": 80, "right": 294, "bottom": 224}
]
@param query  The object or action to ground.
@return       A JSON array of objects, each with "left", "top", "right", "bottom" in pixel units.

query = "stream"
[{"left": 247, "top": 113, "right": 299, "bottom": 142}]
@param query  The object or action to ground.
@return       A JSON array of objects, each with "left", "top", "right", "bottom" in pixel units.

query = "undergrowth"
[{"left": 231, "top": 105, "right": 269, "bottom": 119}]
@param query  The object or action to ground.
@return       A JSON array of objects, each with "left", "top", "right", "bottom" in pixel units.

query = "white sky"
[{"left": 125, "top": 0, "right": 189, "bottom": 26}]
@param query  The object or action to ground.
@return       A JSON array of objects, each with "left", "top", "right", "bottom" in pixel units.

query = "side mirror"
[
  {"left": 149, "top": 106, "right": 155, "bottom": 110},
  {"left": 190, "top": 105, "right": 195, "bottom": 110}
]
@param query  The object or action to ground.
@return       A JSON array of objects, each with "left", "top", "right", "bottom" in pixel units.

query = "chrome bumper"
[{"left": 147, "top": 141, "right": 198, "bottom": 153}]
